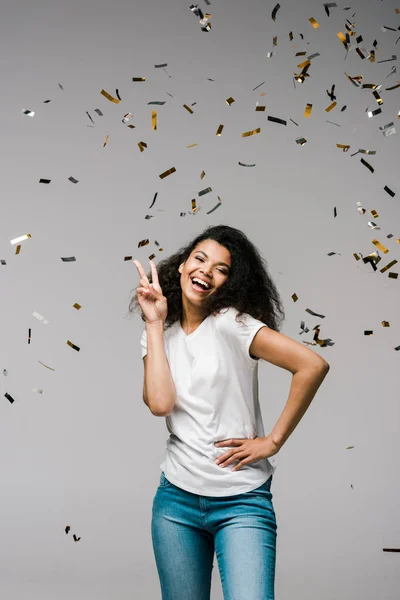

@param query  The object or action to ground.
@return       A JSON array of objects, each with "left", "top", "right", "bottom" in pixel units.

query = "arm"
[
  {"left": 143, "top": 320, "right": 177, "bottom": 417},
  {"left": 249, "top": 326, "right": 330, "bottom": 449}
]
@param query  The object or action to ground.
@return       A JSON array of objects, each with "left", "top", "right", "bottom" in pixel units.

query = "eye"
[{"left": 195, "top": 256, "right": 228, "bottom": 275}]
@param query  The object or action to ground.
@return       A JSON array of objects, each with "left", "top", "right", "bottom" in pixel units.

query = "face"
[{"left": 178, "top": 239, "right": 231, "bottom": 302}]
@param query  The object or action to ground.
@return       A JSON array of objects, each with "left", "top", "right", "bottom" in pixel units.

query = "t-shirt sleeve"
[
  {"left": 140, "top": 327, "right": 147, "bottom": 359},
  {"left": 217, "top": 307, "right": 268, "bottom": 366}
]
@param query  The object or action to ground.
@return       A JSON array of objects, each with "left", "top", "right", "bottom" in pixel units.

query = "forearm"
[
  {"left": 145, "top": 321, "right": 177, "bottom": 416},
  {"left": 270, "top": 364, "right": 330, "bottom": 449}
]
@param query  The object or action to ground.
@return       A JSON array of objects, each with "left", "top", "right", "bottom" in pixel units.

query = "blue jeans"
[{"left": 151, "top": 471, "right": 277, "bottom": 600}]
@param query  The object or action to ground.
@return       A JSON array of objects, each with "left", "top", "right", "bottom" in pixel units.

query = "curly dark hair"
[{"left": 127, "top": 224, "right": 285, "bottom": 332}]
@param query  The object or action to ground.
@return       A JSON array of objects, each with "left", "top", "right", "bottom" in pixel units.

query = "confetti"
[
  {"left": 67, "top": 341, "right": 80, "bottom": 352},
  {"left": 183, "top": 104, "right": 194, "bottom": 114},
  {"left": 255, "top": 105, "right": 266, "bottom": 111},
  {"left": 242, "top": 128, "right": 261, "bottom": 137},
  {"left": 377, "top": 55, "right": 397, "bottom": 64},
  {"left": 271, "top": 3, "right": 280, "bottom": 21},
  {"left": 216, "top": 124, "right": 224, "bottom": 136},
  {"left": 384, "top": 186, "right": 395, "bottom": 197},
  {"left": 296, "top": 137, "right": 307, "bottom": 145},
  {"left": 186, "top": 143, "right": 198, "bottom": 148},
  {"left": 373, "top": 90, "right": 383, "bottom": 105},
  {"left": 152, "top": 111, "right": 157, "bottom": 130},
  {"left": 305, "top": 309, "right": 326, "bottom": 319},
  {"left": 226, "top": 97, "right": 235, "bottom": 106},
  {"left": 132, "top": 77, "right": 146, "bottom": 82},
  {"left": 103, "top": 134, "right": 109, "bottom": 147},
  {"left": 68, "top": 176, "right": 79, "bottom": 184},
  {"left": 138, "top": 141, "right": 147, "bottom": 152},
  {"left": 336, "top": 144, "right": 350, "bottom": 152},
  {"left": 39, "top": 179, "right": 51, "bottom": 184},
  {"left": 267, "top": 115, "right": 287, "bottom": 126},
  {"left": 304, "top": 103, "right": 312, "bottom": 117},
  {"left": 21, "top": 109, "right": 35, "bottom": 117},
  {"left": 309, "top": 17, "right": 319, "bottom": 28},
  {"left": 372, "top": 239, "right": 389, "bottom": 254},
  {"left": 367, "top": 108, "right": 382, "bottom": 118},
  {"left": 266, "top": 52, "right": 275, "bottom": 58},
  {"left": 360, "top": 158, "right": 374, "bottom": 173},
  {"left": 252, "top": 81, "right": 265, "bottom": 91},
  {"left": 238, "top": 162, "right": 256, "bottom": 167},
  {"left": 324, "top": 2, "right": 338, "bottom": 17},
  {"left": 379, "top": 122, "right": 396, "bottom": 136},
  {"left": 159, "top": 167, "right": 176, "bottom": 179},
  {"left": 101, "top": 90, "right": 120, "bottom": 103},
  {"left": 385, "top": 82, "right": 400, "bottom": 90},
  {"left": 154, "top": 63, "right": 168, "bottom": 68},
  {"left": 273, "top": 36, "right": 278, "bottom": 46},
  {"left": 147, "top": 101, "right": 166, "bottom": 105},
  {"left": 325, "top": 101, "right": 337, "bottom": 112},
  {"left": 198, "top": 187, "right": 212, "bottom": 196}
]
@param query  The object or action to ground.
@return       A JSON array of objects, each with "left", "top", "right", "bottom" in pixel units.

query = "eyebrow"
[{"left": 195, "top": 250, "right": 231, "bottom": 270}]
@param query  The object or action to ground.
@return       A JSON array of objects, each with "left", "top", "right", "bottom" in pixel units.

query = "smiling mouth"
[{"left": 190, "top": 278, "right": 211, "bottom": 293}]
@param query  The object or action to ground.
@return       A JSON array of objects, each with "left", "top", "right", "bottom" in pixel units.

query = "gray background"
[{"left": 1, "top": 0, "right": 400, "bottom": 598}]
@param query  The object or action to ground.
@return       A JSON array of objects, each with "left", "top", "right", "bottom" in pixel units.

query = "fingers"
[
  {"left": 133, "top": 259, "right": 151, "bottom": 289},
  {"left": 149, "top": 259, "right": 159, "bottom": 287}
]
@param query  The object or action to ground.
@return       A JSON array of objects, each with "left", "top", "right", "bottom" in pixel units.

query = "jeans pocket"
[{"left": 159, "top": 471, "right": 173, "bottom": 488}]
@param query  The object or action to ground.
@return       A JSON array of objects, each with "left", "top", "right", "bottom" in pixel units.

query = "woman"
[{"left": 130, "top": 224, "right": 330, "bottom": 600}]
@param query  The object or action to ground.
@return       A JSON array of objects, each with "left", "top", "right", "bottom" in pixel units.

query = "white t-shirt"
[{"left": 141, "top": 306, "right": 278, "bottom": 497}]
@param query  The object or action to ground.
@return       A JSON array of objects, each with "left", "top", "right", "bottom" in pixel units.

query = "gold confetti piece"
[
  {"left": 138, "top": 141, "right": 147, "bottom": 152},
  {"left": 226, "top": 97, "right": 235, "bottom": 106},
  {"left": 364, "top": 331, "right": 373, "bottom": 336},
  {"left": 186, "top": 143, "right": 198, "bottom": 148},
  {"left": 373, "top": 91, "right": 383, "bottom": 105},
  {"left": 296, "top": 52, "right": 307, "bottom": 56},
  {"left": 22, "top": 108, "right": 35, "bottom": 117},
  {"left": 73, "top": 303, "right": 81, "bottom": 310},
  {"left": 200, "top": 170, "right": 205, "bottom": 179},
  {"left": 304, "top": 103, "right": 312, "bottom": 117},
  {"left": 372, "top": 239, "right": 389, "bottom": 254},
  {"left": 336, "top": 144, "right": 350, "bottom": 152},
  {"left": 5, "top": 393, "right": 16, "bottom": 404},
  {"left": 271, "top": 3, "right": 280, "bottom": 21},
  {"left": 296, "top": 137, "right": 307, "bottom": 145},
  {"left": 152, "top": 111, "right": 157, "bottom": 130},
  {"left": 309, "top": 17, "right": 319, "bottom": 28},
  {"left": 325, "top": 101, "right": 337, "bottom": 112},
  {"left": 255, "top": 105, "right": 266, "bottom": 111},
  {"left": 67, "top": 340, "right": 80, "bottom": 352},
  {"left": 380, "top": 259, "right": 398, "bottom": 273},
  {"left": 159, "top": 167, "right": 176, "bottom": 179},
  {"left": 297, "top": 59, "right": 310, "bottom": 69},
  {"left": 337, "top": 32, "right": 347, "bottom": 43},
  {"left": 305, "top": 308, "right": 326, "bottom": 319},
  {"left": 132, "top": 77, "right": 146, "bottom": 82},
  {"left": 273, "top": 36, "right": 278, "bottom": 46},
  {"left": 238, "top": 162, "right": 256, "bottom": 167},
  {"left": 371, "top": 210, "right": 379, "bottom": 218},
  {"left": 242, "top": 128, "right": 261, "bottom": 137},
  {"left": 289, "top": 31, "right": 293, "bottom": 41},
  {"left": 199, "top": 187, "right": 212, "bottom": 196},
  {"left": 396, "top": 8, "right": 400, "bottom": 13},
  {"left": 183, "top": 104, "right": 194, "bottom": 114},
  {"left": 191, "top": 198, "right": 198, "bottom": 213},
  {"left": 216, "top": 124, "right": 224, "bottom": 136},
  {"left": 73, "top": 534, "right": 81, "bottom": 542},
  {"left": 292, "top": 293, "right": 299, "bottom": 302},
  {"left": 100, "top": 90, "right": 120, "bottom": 104},
  {"left": 103, "top": 135, "right": 109, "bottom": 147},
  {"left": 382, "top": 321, "right": 390, "bottom": 327}
]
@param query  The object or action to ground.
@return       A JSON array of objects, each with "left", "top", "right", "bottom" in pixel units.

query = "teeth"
[{"left": 192, "top": 277, "right": 210, "bottom": 289}]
